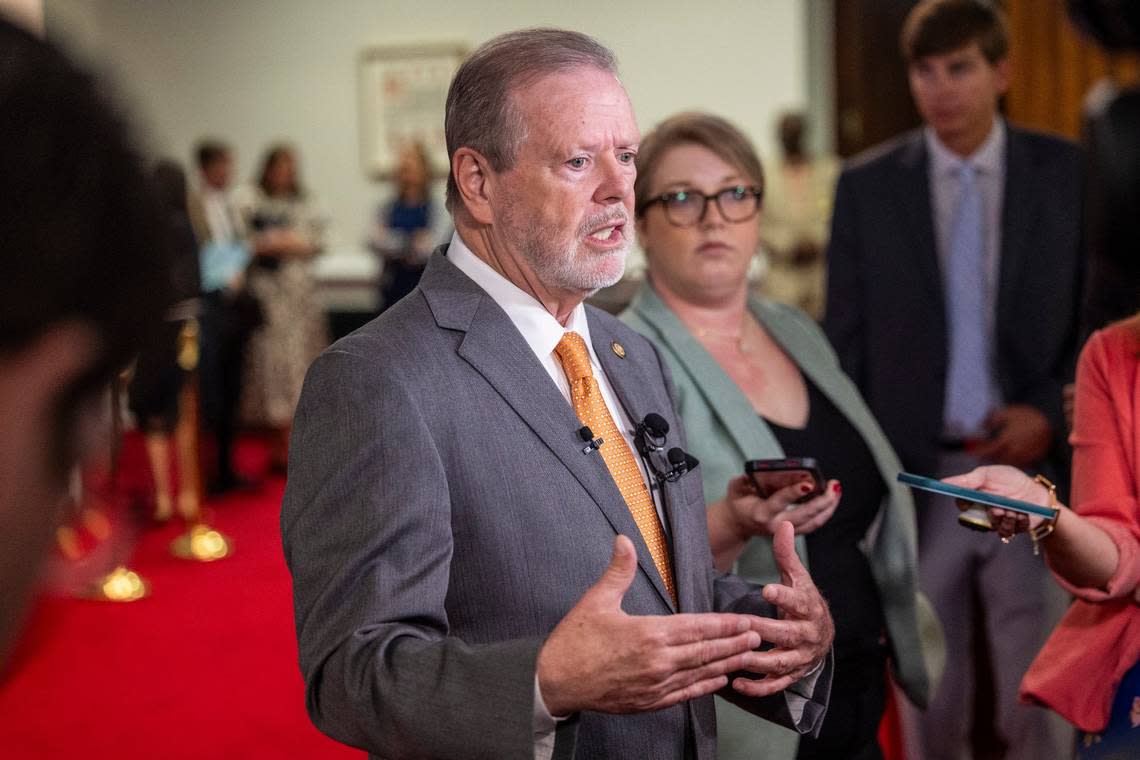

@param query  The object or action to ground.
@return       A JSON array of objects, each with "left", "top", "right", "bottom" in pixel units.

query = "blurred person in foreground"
[
  {"left": 0, "top": 17, "right": 168, "bottom": 665},
  {"left": 824, "top": 2, "right": 1083, "bottom": 757},
  {"left": 283, "top": 28, "right": 834, "bottom": 759},
  {"left": 757, "top": 112, "right": 838, "bottom": 321},
  {"left": 944, "top": 312, "right": 1140, "bottom": 758},
  {"left": 235, "top": 144, "right": 327, "bottom": 474},
  {"left": 621, "top": 112, "right": 942, "bottom": 760}
]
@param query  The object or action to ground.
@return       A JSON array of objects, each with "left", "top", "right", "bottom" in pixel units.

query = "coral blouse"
[{"left": 1020, "top": 317, "right": 1140, "bottom": 731}]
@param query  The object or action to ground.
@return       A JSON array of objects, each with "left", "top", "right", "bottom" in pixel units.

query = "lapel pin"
[{"left": 611, "top": 341, "right": 626, "bottom": 359}]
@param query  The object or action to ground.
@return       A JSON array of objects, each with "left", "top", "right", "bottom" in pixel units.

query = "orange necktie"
[{"left": 554, "top": 331, "right": 676, "bottom": 602}]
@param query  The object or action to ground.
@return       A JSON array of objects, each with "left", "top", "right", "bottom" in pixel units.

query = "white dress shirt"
[{"left": 200, "top": 186, "right": 239, "bottom": 244}]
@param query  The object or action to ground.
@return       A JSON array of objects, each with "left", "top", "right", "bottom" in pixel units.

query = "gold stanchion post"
[
  {"left": 87, "top": 378, "right": 150, "bottom": 602},
  {"left": 170, "top": 317, "right": 232, "bottom": 562}
]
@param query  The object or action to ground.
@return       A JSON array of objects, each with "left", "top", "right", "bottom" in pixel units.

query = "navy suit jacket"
[{"left": 823, "top": 125, "right": 1083, "bottom": 482}]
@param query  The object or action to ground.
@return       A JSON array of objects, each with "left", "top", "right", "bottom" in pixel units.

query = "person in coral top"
[{"left": 946, "top": 314, "right": 1140, "bottom": 757}]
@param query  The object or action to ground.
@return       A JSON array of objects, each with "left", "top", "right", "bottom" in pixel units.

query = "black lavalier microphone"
[
  {"left": 632, "top": 413, "right": 699, "bottom": 483},
  {"left": 578, "top": 425, "right": 604, "bottom": 454},
  {"left": 664, "top": 447, "right": 700, "bottom": 482},
  {"left": 634, "top": 412, "right": 669, "bottom": 457}
]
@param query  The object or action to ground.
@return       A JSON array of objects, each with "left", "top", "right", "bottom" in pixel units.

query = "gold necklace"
[{"left": 691, "top": 321, "right": 756, "bottom": 355}]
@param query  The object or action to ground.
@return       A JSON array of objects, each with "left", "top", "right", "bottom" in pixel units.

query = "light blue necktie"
[{"left": 943, "top": 161, "right": 994, "bottom": 437}]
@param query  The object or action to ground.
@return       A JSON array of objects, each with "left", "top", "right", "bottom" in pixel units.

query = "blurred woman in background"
[
  {"left": 621, "top": 112, "right": 942, "bottom": 760},
  {"left": 757, "top": 111, "right": 838, "bottom": 321},
  {"left": 236, "top": 144, "right": 327, "bottom": 473},
  {"left": 370, "top": 142, "right": 438, "bottom": 312},
  {"left": 128, "top": 160, "right": 201, "bottom": 522}
]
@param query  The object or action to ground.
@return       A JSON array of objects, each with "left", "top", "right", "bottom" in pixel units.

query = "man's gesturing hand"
[
  {"left": 536, "top": 535, "right": 764, "bottom": 717},
  {"left": 732, "top": 521, "right": 834, "bottom": 698}
]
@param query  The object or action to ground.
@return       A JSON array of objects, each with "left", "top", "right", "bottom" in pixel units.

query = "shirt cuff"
[
  {"left": 533, "top": 675, "right": 567, "bottom": 760},
  {"left": 783, "top": 656, "right": 826, "bottom": 726}
]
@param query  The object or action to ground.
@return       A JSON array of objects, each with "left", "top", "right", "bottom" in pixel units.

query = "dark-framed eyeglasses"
[{"left": 637, "top": 185, "right": 763, "bottom": 227}]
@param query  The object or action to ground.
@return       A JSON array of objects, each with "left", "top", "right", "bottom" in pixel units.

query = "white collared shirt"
[{"left": 200, "top": 186, "right": 239, "bottom": 244}]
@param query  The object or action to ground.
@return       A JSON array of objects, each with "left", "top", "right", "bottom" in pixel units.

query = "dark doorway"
[{"left": 833, "top": 0, "right": 923, "bottom": 157}]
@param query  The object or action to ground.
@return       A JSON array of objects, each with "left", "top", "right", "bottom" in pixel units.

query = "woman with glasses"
[{"left": 620, "top": 112, "right": 942, "bottom": 760}]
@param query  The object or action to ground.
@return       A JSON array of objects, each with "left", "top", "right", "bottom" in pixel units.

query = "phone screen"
[{"left": 747, "top": 468, "right": 824, "bottom": 502}]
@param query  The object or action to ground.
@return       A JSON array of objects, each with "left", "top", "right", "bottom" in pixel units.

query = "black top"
[{"left": 764, "top": 376, "right": 886, "bottom": 652}]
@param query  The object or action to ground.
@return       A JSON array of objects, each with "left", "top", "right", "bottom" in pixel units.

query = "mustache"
[{"left": 579, "top": 210, "right": 630, "bottom": 236}]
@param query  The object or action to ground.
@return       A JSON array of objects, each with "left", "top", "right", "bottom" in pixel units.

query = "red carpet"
[
  {"left": 0, "top": 433, "right": 907, "bottom": 759},
  {"left": 0, "top": 435, "right": 360, "bottom": 759}
]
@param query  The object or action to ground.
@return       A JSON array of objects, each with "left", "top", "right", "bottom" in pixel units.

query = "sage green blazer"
[{"left": 621, "top": 282, "right": 944, "bottom": 760}]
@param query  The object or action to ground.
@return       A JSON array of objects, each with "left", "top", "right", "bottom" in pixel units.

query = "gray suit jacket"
[
  {"left": 282, "top": 248, "right": 832, "bottom": 759},
  {"left": 622, "top": 284, "right": 945, "bottom": 760}
]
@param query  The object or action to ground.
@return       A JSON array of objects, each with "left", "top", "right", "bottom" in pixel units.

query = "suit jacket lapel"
[
  {"left": 894, "top": 132, "right": 943, "bottom": 305},
  {"left": 998, "top": 126, "right": 1035, "bottom": 324},
  {"left": 419, "top": 251, "right": 674, "bottom": 610}
]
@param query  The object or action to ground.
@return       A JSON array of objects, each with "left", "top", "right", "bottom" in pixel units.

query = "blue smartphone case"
[{"left": 896, "top": 472, "right": 1057, "bottom": 518}]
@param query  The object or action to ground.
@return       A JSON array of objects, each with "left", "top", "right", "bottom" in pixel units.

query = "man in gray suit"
[{"left": 283, "top": 29, "right": 834, "bottom": 759}]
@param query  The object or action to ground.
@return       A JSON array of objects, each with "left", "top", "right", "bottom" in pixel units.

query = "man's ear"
[
  {"left": 452, "top": 147, "right": 496, "bottom": 226},
  {"left": 993, "top": 57, "right": 1011, "bottom": 97}
]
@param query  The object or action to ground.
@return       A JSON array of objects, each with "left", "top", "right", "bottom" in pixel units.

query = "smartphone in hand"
[
  {"left": 896, "top": 472, "right": 1058, "bottom": 531},
  {"left": 745, "top": 458, "right": 825, "bottom": 503}
]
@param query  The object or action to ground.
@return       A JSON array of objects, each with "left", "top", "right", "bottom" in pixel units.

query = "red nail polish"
[
  {"left": 800, "top": 483, "right": 812, "bottom": 494},
  {"left": 833, "top": 483, "right": 842, "bottom": 495}
]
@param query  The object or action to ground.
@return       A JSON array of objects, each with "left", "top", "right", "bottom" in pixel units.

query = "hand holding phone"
[
  {"left": 897, "top": 470, "right": 1059, "bottom": 536},
  {"left": 716, "top": 456, "right": 840, "bottom": 542},
  {"left": 745, "top": 458, "right": 825, "bottom": 503}
]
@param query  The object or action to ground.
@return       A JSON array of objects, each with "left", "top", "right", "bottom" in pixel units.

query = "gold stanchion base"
[
  {"left": 171, "top": 523, "right": 231, "bottom": 562},
  {"left": 87, "top": 565, "right": 149, "bottom": 602}
]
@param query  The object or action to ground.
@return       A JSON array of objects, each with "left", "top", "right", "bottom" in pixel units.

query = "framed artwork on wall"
[{"left": 357, "top": 43, "right": 466, "bottom": 180}]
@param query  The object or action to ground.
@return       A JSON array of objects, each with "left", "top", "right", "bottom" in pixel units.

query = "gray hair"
[{"left": 444, "top": 28, "right": 618, "bottom": 213}]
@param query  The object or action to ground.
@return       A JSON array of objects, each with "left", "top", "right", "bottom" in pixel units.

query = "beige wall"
[{"left": 45, "top": 0, "right": 826, "bottom": 273}]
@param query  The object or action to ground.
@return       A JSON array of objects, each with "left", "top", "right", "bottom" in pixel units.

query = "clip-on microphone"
[
  {"left": 633, "top": 412, "right": 669, "bottom": 457},
  {"left": 578, "top": 426, "right": 604, "bottom": 454},
  {"left": 633, "top": 413, "right": 700, "bottom": 483},
  {"left": 663, "top": 447, "right": 700, "bottom": 482}
]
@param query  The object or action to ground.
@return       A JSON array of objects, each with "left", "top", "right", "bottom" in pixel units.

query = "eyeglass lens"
[{"left": 664, "top": 186, "right": 758, "bottom": 225}]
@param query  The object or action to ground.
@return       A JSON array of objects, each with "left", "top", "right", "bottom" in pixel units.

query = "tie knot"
[
  {"left": 958, "top": 161, "right": 978, "bottom": 183},
  {"left": 555, "top": 331, "right": 593, "bottom": 383}
]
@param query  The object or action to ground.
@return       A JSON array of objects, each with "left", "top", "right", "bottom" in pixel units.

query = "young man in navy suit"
[{"left": 824, "top": 2, "right": 1082, "bottom": 758}]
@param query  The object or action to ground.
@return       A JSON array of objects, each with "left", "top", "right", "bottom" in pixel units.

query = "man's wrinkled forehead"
[{"left": 508, "top": 66, "right": 639, "bottom": 149}]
